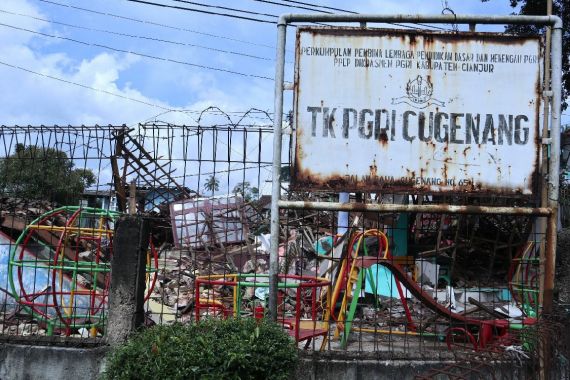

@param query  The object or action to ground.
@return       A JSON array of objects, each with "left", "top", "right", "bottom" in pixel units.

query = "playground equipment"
[
  {"left": 508, "top": 241, "right": 540, "bottom": 318},
  {"left": 8, "top": 206, "right": 158, "bottom": 336},
  {"left": 331, "top": 229, "right": 538, "bottom": 351},
  {"left": 195, "top": 273, "right": 331, "bottom": 348},
  {"left": 331, "top": 229, "right": 418, "bottom": 346}
]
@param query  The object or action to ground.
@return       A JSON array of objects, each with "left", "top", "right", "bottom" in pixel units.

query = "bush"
[{"left": 101, "top": 318, "right": 298, "bottom": 380}]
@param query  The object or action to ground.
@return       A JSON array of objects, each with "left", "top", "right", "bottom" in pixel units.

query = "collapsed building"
[{"left": 0, "top": 119, "right": 566, "bottom": 379}]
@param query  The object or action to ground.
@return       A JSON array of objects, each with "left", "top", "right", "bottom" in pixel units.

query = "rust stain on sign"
[{"left": 292, "top": 27, "right": 543, "bottom": 195}]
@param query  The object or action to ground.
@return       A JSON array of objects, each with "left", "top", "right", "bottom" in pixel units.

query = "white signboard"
[{"left": 292, "top": 28, "right": 542, "bottom": 195}]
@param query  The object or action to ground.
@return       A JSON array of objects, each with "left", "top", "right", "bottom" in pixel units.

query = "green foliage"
[
  {"left": 101, "top": 318, "right": 298, "bottom": 380},
  {"left": 204, "top": 175, "right": 220, "bottom": 193},
  {"left": 0, "top": 144, "right": 96, "bottom": 205},
  {"left": 232, "top": 181, "right": 259, "bottom": 201},
  {"left": 280, "top": 165, "right": 291, "bottom": 183}
]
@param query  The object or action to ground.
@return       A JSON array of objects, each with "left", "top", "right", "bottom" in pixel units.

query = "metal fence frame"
[
  {"left": 268, "top": 13, "right": 564, "bottom": 320},
  {"left": 0, "top": 120, "right": 277, "bottom": 341}
]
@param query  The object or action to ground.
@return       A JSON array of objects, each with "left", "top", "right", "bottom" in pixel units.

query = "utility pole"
[
  {"left": 540, "top": 4, "right": 553, "bottom": 380},
  {"left": 539, "top": 0, "right": 553, "bottom": 308}
]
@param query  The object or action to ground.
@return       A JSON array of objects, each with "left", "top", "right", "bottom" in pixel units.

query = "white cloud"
[
  {"left": 3, "top": 0, "right": 564, "bottom": 195},
  {"left": 0, "top": 0, "right": 276, "bottom": 127},
  {"left": 0, "top": 0, "right": 549, "bottom": 127}
]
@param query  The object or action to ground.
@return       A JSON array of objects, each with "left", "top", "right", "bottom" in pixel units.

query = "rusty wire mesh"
[{"left": 0, "top": 114, "right": 567, "bottom": 378}]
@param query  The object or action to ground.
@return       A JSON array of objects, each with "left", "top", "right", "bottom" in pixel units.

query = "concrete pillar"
[{"left": 105, "top": 216, "right": 150, "bottom": 346}]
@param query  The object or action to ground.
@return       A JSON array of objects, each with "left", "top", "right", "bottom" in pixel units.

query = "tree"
[
  {"left": 485, "top": 0, "right": 569, "bottom": 109},
  {"left": 0, "top": 144, "right": 97, "bottom": 204},
  {"left": 232, "top": 181, "right": 259, "bottom": 201},
  {"left": 203, "top": 175, "right": 220, "bottom": 193},
  {"left": 280, "top": 165, "right": 291, "bottom": 182}
]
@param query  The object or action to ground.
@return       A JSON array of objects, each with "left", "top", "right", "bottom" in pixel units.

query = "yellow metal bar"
[
  {"left": 145, "top": 252, "right": 151, "bottom": 285},
  {"left": 198, "top": 298, "right": 224, "bottom": 307},
  {"left": 27, "top": 225, "right": 112, "bottom": 235},
  {"left": 319, "top": 284, "right": 332, "bottom": 351},
  {"left": 352, "top": 327, "right": 430, "bottom": 336},
  {"left": 195, "top": 273, "right": 330, "bottom": 284},
  {"left": 98, "top": 215, "right": 104, "bottom": 240},
  {"left": 334, "top": 230, "right": 391, "bottom": 340},
  {"left": 67, "top": 290, "right": 75, "bottom": 317},
  {"left": 334, "top": 230, "right": 387, "bottom": 337},
  {"left": 196, "top": 273, "right": 238, "bottom": 281},
  {"left": 233, "top": 279, "right": 238, "bottom": 317}
]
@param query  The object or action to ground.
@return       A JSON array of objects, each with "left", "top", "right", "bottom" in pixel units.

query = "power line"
[
  {"left": 129, "top": 110, "right": 182, "bottom": 128},
  {"left": 282, "top": 0, "right": 357, "bottom": 13},
  {"left": 171, "top": 0, "right": 279, "bottom": 19},
  {"left": 131, "top": 0, "right": 333, "bottom": 27},
  {"left": 0, "top": 22, "right": 274, "bottom": 80},
  {"left": 0, "top": 60, "right": 177, "bottom": 111},
  {"left": 250, "top": 0, "right": 451, "bottom": 31},
  {"left": 250, "top": 0, "right": 329, "bottom": 14},
  {"left": 251, "top": 0, "right": 346, "bottom": 14},
  {"left": 0, "top": 8, "right": 275, "bottom": 62},
  {"left": 157, "top": 164, "right": 273, "bottom": 179},
  {"left": 126, "top": 0, "right": 275, "bottom": 24},
  {"left": 36, "top": 0, "right": 277, "bottom": 50},
  {"left": 162, "top": 0, "right": 447, "bottom": 32}
]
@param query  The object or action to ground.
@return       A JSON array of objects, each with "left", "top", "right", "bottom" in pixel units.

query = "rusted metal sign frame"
[
  {"left": 269, "top": 14, "right": 563, "bottom": 324},
  {"left": 291, "top": 28, "right": 543, "bottom": 196}
]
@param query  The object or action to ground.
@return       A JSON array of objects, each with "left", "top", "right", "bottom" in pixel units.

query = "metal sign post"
[{"left": 269, "top": 14, "right": 563, "bottom": 321}]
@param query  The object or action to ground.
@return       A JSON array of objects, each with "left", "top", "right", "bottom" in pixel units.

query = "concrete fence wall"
[
  {"left": 2, "top": 342, "right": 563, "bottom": 380},
  {"left": 0, "top": 343, "right": 107, "bottom": 380},
  {"left": 1, "top": 216, "right": 567, "bottom": 380}
]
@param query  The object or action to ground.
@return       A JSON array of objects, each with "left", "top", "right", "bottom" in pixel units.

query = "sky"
[
  {"left": 0, "top": 0, "right": 567, "bottom": 196},
  {"left": 2, "top": 0, "right": 567, "bottom": 126}
]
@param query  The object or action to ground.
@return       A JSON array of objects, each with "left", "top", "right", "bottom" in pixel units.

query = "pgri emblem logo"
[{"left": 392, "top": 75, "right": 445, "bottom": 109}]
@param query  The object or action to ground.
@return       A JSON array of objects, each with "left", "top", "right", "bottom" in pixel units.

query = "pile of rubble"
[{"left": 0, "top": 191, "right": 537, "bottom": 348}]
